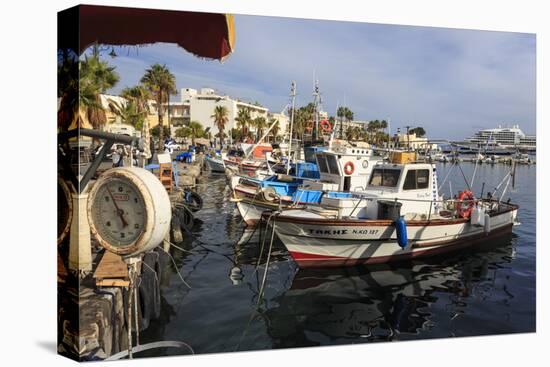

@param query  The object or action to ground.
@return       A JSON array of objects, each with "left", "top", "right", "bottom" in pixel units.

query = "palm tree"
[
  {"left": 269, "top": 118, "right": 280, "bottom": 142},
  {"left": 79, "top": 48, "right": 120, "bottom": 130},
  {"left": 140, "top": 64, "right": 176, "bottom": 149},
  {"left": 337, "top": 106, "right": 354, "bottom": 139},
  {"left": 120, "top": 85, "right": 151, "bottom": 115},
  {"left": 253, "top": 116, "right": 268, "bottom": 142},
  {"left": 211, "top": 105, "right": 229, "bottom": 147},
  {"left": 107, "top": 99, "right": 144, "bottom": 130},
  {"left": 179, "top": 121, "right": 205, "bottom": 146},
  {"left": 235, "top": 108, "right": 251, "bottom": 141},
  {"left": 58, "top": 50, "right": 79, "bottom": 132}
]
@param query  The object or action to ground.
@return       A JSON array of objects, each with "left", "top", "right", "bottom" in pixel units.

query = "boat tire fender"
[
  {"left": 394, "top": 216, "right": 408, "bottom": 249},
  {"left": 185, "top": 190, "right": 203, "bottom": 212}
]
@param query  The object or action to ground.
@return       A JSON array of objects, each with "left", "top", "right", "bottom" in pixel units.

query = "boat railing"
[{"left": 344, "top": 193, "right": 515, "bottom": 207}]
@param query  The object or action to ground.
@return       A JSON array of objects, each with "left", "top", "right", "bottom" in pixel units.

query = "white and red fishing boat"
[
  {"left": 222, "top": 143, "right": 275, "bottom": 178},
  {"left": 266, "top": 151, "right": 519, "bottom": 268}
]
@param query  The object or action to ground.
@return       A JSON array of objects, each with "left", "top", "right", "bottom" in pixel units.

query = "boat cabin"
[
  {"left": 313, "top": 161, "right": 441, "bottom": 220},
  {"left": 304, "top": 144, "right": 380, "bottom": 192},
  {"left": 240, "top": 143, "right": 273, "bottom": 160}
]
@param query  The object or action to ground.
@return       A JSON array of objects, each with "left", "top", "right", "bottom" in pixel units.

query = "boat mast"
[
  {"left": 312, "top": 78, "right": 320, "bottom": 142},
  {"left": 287, "top": 81, "right": 297, "bottom": 175},
  {"left": 387, "top": 118, "right": 391, "bottom": 150}
]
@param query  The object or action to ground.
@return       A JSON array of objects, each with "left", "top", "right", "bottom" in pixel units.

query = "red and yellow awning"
[{"left": 58, "top": 4, "right": 235, "bottom": 61}]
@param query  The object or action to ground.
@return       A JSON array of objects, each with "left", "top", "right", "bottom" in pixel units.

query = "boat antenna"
[{"left": 286, "top": 81, "right": 297, "bottom": 175}]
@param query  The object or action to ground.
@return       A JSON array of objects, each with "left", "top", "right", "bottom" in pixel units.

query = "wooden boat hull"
[{"left": 269, "top": 207, "right": 517, "bottom": 268}]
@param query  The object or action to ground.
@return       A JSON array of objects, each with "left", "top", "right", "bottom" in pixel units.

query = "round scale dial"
[
  {"left": 57, "top": 178, "right": 73, "bottom": 245},
  {"left": 91, "top": 178, "right": 147, "bottom": 248},
  {"left": 88, "top": 167, "right": 171, "bottom": 257}
]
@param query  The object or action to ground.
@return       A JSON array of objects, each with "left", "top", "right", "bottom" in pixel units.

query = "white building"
[
  {"left": 268, "top": 111, "right": 290, "bottom": 138},
  {"left": 389, "top": 132, "right": 438, "bottom": 151},
  {"left": 167, "top": 88, "right": 269, "bottom": 138},
  {"left": 332, "top": 119, "right": 367, "bottom": 136}
]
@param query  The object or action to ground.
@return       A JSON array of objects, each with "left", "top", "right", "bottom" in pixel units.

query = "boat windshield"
[
  {"left": 317, "top": 154, "right": 329, "bottom": 173},
  {"left": 326, "top": 154, "right": 340, "bottom": 175},
  {"left": 304, "top": 148, "right": 317, "bottom": 163},
  {"left": 368, "top": 168, "right": 401, "bottom": 187}
]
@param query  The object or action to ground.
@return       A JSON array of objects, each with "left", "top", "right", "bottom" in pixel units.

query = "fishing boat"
[
  {"left": 265, "top": 151, "right": 519, "bottom": 268},
  {"left": 205, "top": 154, "right": 226, "bottom": 173},
  {"left": 232, "top": 142, "right": 381, "bottom": 225},
  {"left": 223, "top": 146, "right": 270, "bottom": 175}
]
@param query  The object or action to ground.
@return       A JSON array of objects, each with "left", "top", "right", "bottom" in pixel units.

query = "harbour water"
[{"left": 141, "top": 162, "right": 536, "bottom": 356}]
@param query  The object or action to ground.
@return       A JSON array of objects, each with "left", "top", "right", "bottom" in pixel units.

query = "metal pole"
[
  {"left": 387, "top": 118, "right": 391, "bottom": 149},
  {"left": 286, "top": 82, "right": 296, "bottom": 175},
  {"left": 406, "top": 125, "right": 411, "bottom": 151}
]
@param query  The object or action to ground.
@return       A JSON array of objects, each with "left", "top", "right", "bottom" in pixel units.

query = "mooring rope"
[{"left": 158, "top": 244, "right": 192, "bottom": 289}]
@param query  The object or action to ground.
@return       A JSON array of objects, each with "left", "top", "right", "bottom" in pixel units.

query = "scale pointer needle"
[{"left": 107, "top": 187, "right": 129, "bottom": 227}]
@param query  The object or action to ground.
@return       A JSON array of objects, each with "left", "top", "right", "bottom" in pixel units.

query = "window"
[
  {"left": 368, "top": 168, "right": 401, "bottom": 187},
  {"left": 326, "top": 155, "right": 340, "bottom": 175},
  {"left": 304, "top": 149, "right": 317, "bottom": 163},
  {"left": 317, "top": 155, "right": 329, "bottom": 173},
  {"left": 403, "top": 169, "right": 430, "bottom": 190}
]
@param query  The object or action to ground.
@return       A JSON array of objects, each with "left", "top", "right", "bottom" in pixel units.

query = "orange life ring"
[
  {"left": 320, "top": 119, "right": 332, "bottom": 132},
  {"left": 343, "top": 161, "right": 355, "bottom": 175},
  {"left": 456, "top": 190, "right": 475, "bottom": 218}
]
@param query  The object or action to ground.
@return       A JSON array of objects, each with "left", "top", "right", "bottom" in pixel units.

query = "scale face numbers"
[{"left": 91, "top": 178, "right": 146, "bottom": 247}]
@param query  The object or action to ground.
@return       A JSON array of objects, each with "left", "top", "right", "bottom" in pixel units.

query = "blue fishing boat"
[{"left": 231, "top": 142, "right": 380, "bottom": 225}]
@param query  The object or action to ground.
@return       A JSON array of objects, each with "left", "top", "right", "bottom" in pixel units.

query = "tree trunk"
[{"left": 158, "top": 90, "right": 164, "bottom": 151}]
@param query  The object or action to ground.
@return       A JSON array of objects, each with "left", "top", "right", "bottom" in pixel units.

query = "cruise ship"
[{"left": 451, "top": 125, "right": 536, "bottom": 154}]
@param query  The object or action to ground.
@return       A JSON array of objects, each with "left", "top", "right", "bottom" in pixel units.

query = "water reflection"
[
  {"left": 263, "top": 235, "right": 517, "bottom": 347},
  {"left": 140, "top": 162, "right": 534, "bottom": 356}
]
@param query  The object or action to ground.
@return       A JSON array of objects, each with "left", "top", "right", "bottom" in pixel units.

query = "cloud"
[{"left": 104, "top": 13, "right": 535, "bottom": 139}]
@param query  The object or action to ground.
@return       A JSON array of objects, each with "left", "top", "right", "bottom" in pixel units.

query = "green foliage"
[
  {"left": 211, "top": 105, "right": 229, "bottom": 141},
  {"left": 120, "top": 85, "right": 151, "bottom": 115},
  {"left": 57, "top": 51, "right": 79, "bottom": 131},
  {"left": 269, "top": 118, "right": 280, "bottom": 142},
  {"left": 150, "top": 125, "right": 170, "bottom": 138},
  {"left": 336, "top": 106, "right": 354, "bottom": 139},
  {"left": 288, "top": 103, "right": 316, "bottom": 139},
  {"left": 108, "top": 99, "right": 145, "bottom": 130},
  {"left": 253, "top": 116, "right": 267, "bottom": 141},
  {"left": 78, "top": 49, "right": 120, "bottom": 129},
  {"left": 176, "top": 121, "right": 205, "bottom": 146},
  {"left": 409, "top": 126, "right": 426, "bottom": 137},
  {"left": 231, "top": 128, "right": 243, "bottom": 141},
  {"left": 235, "top": 108, "right": 252, "bottom": 137}
]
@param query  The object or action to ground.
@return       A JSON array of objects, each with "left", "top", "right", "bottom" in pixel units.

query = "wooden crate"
[
  {"left": 389, "top": 151, "right": 416, "bottom": 164},
  {"left": 93, "top": 251, "right": 130, "bottom": 287},
  {"left": 159, "top": 162, "right": 173, "bottom": 193}
]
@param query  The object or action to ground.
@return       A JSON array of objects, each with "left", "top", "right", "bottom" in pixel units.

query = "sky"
[{"left": 101, "top": 14, "right": 536, "bottom": 140}]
